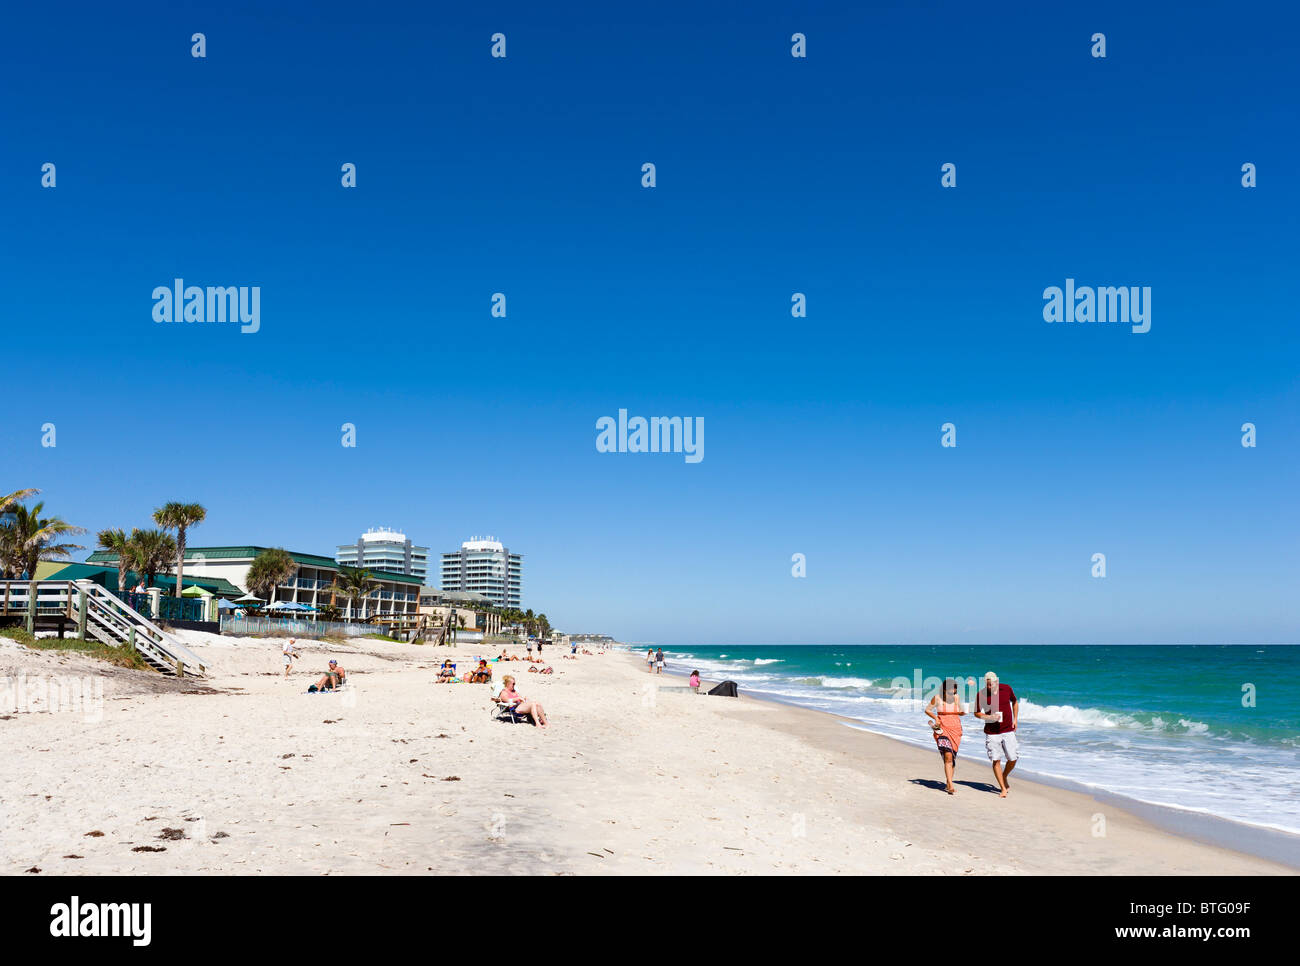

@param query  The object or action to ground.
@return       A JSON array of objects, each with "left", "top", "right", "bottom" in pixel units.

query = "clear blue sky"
[{"left": 2, "top": 2, "right": 1296, "bottom": 644}]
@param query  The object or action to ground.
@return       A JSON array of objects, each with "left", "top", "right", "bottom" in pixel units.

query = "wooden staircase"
[{"left": 0, "top": 580, "right": 209, "bottom": 677}]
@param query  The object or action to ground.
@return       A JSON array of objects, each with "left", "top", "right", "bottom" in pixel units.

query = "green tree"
[
  {"left": 127, "top": 528, "right": 177, "bottom": 589},
  {"left": 0, "top": 500, "right": 86, "bottom": 580},
  {"left": 0, "top": 487, "right": 40, "bottom": 515},
  {"left": 152, "top": 502, "right": 207, "bottom": 598},
  {"left": 333, "top": 565, "right": 378, "bottom": 622},
  {"left": 96, "top": 528, "right": 134, "bottom": 596},
  {"left": 246, "top": 547, "right": 297, "bottom": 601}
]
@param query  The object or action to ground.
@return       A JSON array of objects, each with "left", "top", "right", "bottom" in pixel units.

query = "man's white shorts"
[{"left": 985, "top": 732, "right": 1019, "bottom": 762}]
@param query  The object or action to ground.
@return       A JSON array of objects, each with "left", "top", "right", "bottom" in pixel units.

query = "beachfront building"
[
  {"left": 439, "top": 537, "right": 522, "bottom": 608},
  {"left": 416, "top": 589, "right": 502, "bottom": 636},
  {"left": 336, "top": 528, "right": 429, "bottom": 581},
  {"left": 88, "top": 546, "right": 422, "bottom": 621}
]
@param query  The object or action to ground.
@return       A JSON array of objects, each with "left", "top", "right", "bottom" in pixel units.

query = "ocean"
[{"left": 646, "top": 644, "right": 1300, "bottom": 836}]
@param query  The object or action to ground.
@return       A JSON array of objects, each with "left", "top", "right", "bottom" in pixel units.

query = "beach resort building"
[
  {"left": 87, "top": 545, "right": 422, "bottom": 621},
  {"left": 336, "top": 528, "right": 429, "bottom": 580},
  {"left": 416, "top": 589, "right": 502, "bottom": 636},
  {"left": 439, "top": 537, "right": 522, "bottom": 608}
]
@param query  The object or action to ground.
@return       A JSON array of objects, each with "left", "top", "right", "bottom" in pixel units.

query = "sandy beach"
[{"left": 1, "top": 634, "right": 1292, "bottom": 876}]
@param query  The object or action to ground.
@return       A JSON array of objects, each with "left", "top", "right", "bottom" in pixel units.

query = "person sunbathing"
[
  {"left": 495, "top": 675, "right": 548, "bottom": 727},
  {"left": 311, "top": 660, "right": 346, "bottom": 691},
  {"left": 465, "top": 659, "right": 492, "bottom": 684},
  {"left": 436, "top": 659, "right": 456, "bottom": 683}
]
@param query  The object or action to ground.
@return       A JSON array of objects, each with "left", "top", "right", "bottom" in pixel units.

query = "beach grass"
[{"left": 1, "top": 626, "right": 153, "bottom": 671}]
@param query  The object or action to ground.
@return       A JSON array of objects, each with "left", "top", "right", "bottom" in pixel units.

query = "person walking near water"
[
  {"left": 655, "top": 647, "right": 665, "bottom": 675},
  {"left": 924, "top": 678, "right": 965, "bottom": 795},
  {"left": 646, "top": 648, "right": 655, "bottom": 673},
  {"left": 974, "top": 671, "right": 1019, "bottom": 797}
]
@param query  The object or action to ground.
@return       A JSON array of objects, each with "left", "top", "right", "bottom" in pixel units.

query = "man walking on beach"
[
  {"left": 282, "top": 638, "right": 298, "bottom": 679},
  {"left": 974, "top": 671, "right": 1018, "bottom": 798},
  {"left": 655, "top": 647, "right": 664, "bottom": 675}
]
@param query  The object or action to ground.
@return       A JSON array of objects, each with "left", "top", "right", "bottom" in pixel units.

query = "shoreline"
[
  {"left": 644, "top": 653, "right": 1300, "bottom": 871},
  {"left": 2, "top": 634, "right": 1294, "bottom": 875}
]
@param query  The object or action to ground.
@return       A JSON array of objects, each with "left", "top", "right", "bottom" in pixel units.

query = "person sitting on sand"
[
  {"left": 312, "top": 659, "right": 346, "bottom": 691},
  {"left": 925, "top": 678, "right": 965, "bottom": 795},
  {"left": 436, "top": 659, "right": 456, "bottom": 684},
  {"left": 689, "top": 669, "right": 701, "bottom": 692},
  {"left": 495, "top": 674, "right": 548, "bottom": 727},
  {"left": 465, "top": 659, "right": 491, "bottom": 684}
]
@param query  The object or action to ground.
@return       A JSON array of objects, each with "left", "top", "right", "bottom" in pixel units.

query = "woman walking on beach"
[
  {"left": 925, "top": 678, "right": 965, "bottom": 795},
  {"left": 646, "top": 648, "right": 655, "bottom": 673}
]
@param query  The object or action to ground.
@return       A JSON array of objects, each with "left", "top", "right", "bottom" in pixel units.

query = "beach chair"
[{"left": 488, "top": 699, "right": 533, "bottom": 725}]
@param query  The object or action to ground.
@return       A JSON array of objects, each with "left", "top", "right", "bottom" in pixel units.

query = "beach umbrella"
[
  {"left": 181, "top": 585, "right": 212, "bottom": 598},
  {"left": 234, "top": 593, "right": 263, "bottom": 604},
  {"left": 217, "top": 599, "right": 238, "bottom": 610}
]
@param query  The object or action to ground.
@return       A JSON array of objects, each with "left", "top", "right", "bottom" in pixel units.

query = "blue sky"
[{"left": 2, "top": 1, "right": 1297, "bottom": 644}]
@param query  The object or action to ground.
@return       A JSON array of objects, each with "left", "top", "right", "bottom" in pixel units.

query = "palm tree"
[
  {"left": 537, "top": 612, "right": 551, "bottom": 639},
  {"left": 152, "top": 502, "right": 207, "bottom": 597},
  {"left": 0, "top": 487, "right": 40, "bottom": 515},
  {"left": 334, "top": 566, "right": 378, "bottom": 622},
  {"left": 96, "top": 528, "right": 133, "bottom": 595},
  {"left": 246, "top": 548, "right": 297, "bottom": 602},
  {"left": 127, "top": 528, "right": 177, "bottom": 589},
  {"left": 0, "top": 488, "right": 42, "bottom": 576},
  {"left": 0, "top": 501, "right": 86, "bottom": 580}
]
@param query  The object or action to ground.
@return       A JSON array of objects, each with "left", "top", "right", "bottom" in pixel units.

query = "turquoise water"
[{"left": 652, "top": 644, "right": 1300, "bottom": 835}]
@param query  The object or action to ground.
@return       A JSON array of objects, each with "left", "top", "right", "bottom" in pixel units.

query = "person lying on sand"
[
  {"left": 527, "top": 664, "right": 553, "bottom": 674},
  {"left": 310, "top": 660, "right": 346, "bottom": 692},
  {"left": 496, "top": 675, "right": 548, "bottom": 727}
]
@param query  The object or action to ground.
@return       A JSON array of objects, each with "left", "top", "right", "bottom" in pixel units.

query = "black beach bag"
[{"left": 707, "top": 680, "right": 739, "bottom": 697}]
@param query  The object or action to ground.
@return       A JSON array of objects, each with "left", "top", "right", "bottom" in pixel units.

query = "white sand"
[{"left": 0, "top": 634, "right": 1290, "bottom": 875}]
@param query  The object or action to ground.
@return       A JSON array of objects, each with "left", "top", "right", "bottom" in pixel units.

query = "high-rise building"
[
  {"left": 336, "top": 528, "right": 429, "bottom": 580},
  {"left": 440, "top": 537, "right": 522, "bottom": 608}
]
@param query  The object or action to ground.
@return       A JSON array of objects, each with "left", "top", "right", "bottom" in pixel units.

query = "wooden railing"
[{"left": 0, "top": 580, "right": 209, "bottom": 677}]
